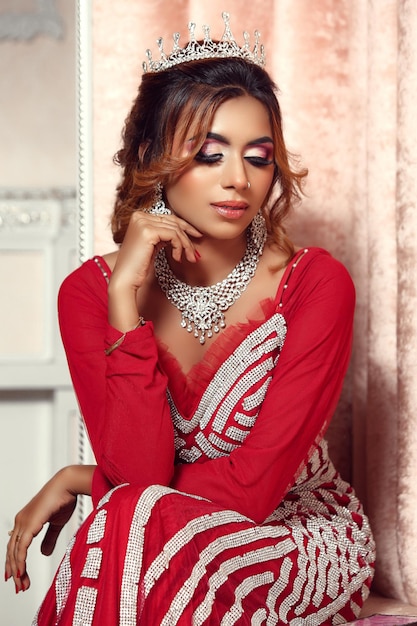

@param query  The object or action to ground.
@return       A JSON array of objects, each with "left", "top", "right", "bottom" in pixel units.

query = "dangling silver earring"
[{"left": 146, "top": 183, "right": 171, "bottom": 215}]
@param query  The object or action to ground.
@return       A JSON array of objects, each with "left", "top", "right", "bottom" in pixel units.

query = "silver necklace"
[{"left": 154, "top": 213, "right": 267, "bottom": 344}]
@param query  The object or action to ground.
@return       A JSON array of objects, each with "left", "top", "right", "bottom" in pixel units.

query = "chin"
[{"left": 202, "top": 222, "right": 250, "bottom": 241}]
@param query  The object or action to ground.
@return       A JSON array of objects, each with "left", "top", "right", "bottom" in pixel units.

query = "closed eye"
[
  {"left": 193, "top": 135, "right": 275, "bottom": 167},
  {"left": 244, "top": 144, "right": 274, "bottom": 167},
  {"left": 194, "top": 138, "right": 224, "bottom": 164},
  {"left": 244, "top": 155, "right": 274, "bottom": 167},
  {"left": 194, "top": 151, "right": 223, "bottom": 164}
]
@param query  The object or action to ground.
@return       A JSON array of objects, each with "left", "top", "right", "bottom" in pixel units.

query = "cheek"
[
  {"left": 166, "top": 168, "right": 212, "bottom": 206},
  {"left": 254, "top": 170, "right": 275, "bottom": 199},
  {"left": 166, "top": 172, "right": 199, "bottom": 212}
]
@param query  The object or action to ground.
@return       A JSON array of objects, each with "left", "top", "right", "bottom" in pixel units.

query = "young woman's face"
[{"left": 165, "top": 95, "right": 275, "bottom": 241}]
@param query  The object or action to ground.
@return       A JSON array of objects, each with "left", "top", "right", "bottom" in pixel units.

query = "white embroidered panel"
[{"left": 169, "top": 313, "right": 287, "bottom": 462}]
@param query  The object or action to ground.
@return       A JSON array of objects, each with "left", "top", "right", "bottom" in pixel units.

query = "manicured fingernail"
[
  {"left": 16, "top": 570, "right": 21, "bottom": 579},
  {"left": 4, "top": 572, "right": 8, "bottom": 582},
  {"left": 194, "top": 250, "right": 201, "bottom": 261},
  {"left": 15, "top": 583, "right": 19, "bottom": 594}
]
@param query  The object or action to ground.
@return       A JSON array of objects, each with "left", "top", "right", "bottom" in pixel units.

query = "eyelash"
[
  {"left": 194, "top": 152, "right": 223, "bottom": 164},
  {"left": 246, "top": 156, "right": 274, "bottom": 167},
  {"left": 194, "top": 151, "right": 274, "bottom": 167}
]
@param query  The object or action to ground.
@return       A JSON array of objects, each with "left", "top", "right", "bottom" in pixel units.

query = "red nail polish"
[
  {"left": 194, "top": 250, "right": 201, "bottom": 261},
  {"left": 15, "top": 583, "right": 19, "bottom": 594},
  {"left": 4, "top": 572, "right": 8, "bottom": 582},
  {"left": 16, "top": 570, "right": 21, "bottom": 579}
]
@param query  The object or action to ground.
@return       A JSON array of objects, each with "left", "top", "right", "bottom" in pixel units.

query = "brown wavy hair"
[{"left": 112, "top": 57, "right": 307, "bottom": 259}]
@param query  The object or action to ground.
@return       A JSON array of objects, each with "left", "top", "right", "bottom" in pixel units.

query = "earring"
[{"left": 146, "top": 183, "right": 171, "bottom": 215}]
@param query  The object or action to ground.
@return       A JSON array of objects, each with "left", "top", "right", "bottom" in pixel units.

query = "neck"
[
  {"left": 168, "top": 233, "right": 248, "bottom": 287},
  {"left": 153, "top": 215, "right": 267, "bottom": 345}
]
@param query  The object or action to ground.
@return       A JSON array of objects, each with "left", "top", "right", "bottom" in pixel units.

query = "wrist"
[
  {"left": 108, "top": 280, "right": 142, "bottom": 333},
  {"left": 108, "top": 272, "right": 140, "bottom": 303}
]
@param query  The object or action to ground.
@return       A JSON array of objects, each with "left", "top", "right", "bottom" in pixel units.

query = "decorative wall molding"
[
  {"left": 76, "top": 0, "right": 93, "bottom": 263},
  {"left": 75, "top": 0, "right": 95, "bottom": 520},
  {"left": 0, "top": 202, "right": 54, "bottom": 231},
  {"left": 0, "top": 187, "right": 76, "bottom": 232},
  {"left": 0, "top": 0, "right": 63, "bottom": 41},
  {"left": 0, "top": 186, "right": 76, "bottom": 370}
]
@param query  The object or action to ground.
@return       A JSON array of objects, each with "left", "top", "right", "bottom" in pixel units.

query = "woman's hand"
[
  {"left": 4, "top": 465, "right": 94, "bottom": 593},
  {"left": 108, "top": 211, "right": 203, "bottom": 332}
]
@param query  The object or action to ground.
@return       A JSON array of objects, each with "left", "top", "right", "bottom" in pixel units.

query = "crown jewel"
[{"left": 142, "top": 12, "right": 265, "bottom": 73}]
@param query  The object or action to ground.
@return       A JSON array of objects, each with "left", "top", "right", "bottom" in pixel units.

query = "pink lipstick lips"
[{"left": 211, "top": 200, "right": 248, "bottom": 219}]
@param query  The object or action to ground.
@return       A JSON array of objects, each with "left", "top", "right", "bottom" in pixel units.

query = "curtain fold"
[
  {"left": 91, "top": 0, "right": 417, "bottom": 604},
  {"left": 395, "top": 0, "right": 417, "bottom": 605},
  {"left": 358, "top": 0, "right": 401, "bottom": 600}
]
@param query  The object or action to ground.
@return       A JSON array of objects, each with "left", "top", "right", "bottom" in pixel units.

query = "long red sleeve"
[{"left": 58, "top": 260, "right": 175, "bottom": 504}]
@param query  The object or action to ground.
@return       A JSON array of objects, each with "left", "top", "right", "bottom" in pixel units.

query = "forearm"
[
  {"left": 5, "top": 464, "right": 95, "bottom": 590},
  {"left": 99, "top": 325, "right": 175, "bottom": 488},
  {"left": 107, "top": 278, "right": 141, "bottom": 333},
  {"left": 59, "top": 263, "right": 174, "bottom": 490},
  {"left": 59, "top": 464, "right": 95, "bottom": 497}
]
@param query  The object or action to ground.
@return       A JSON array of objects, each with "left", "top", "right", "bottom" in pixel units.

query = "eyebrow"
[{"left": 206, "top": 132, "right": 274, "bottom": 146}]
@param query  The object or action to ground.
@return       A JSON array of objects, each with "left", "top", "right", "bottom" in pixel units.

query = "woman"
[{"left": 5, "top": 14, "right": 375, "bottom": 625}]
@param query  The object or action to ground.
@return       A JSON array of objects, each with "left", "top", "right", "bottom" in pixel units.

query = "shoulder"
[
  {"left": 292, "top": 246, "right": 353, "bottom": 288},
  {"left": 58, "top": 256, "right": 110, "bottom": 308},
  {"left": 280, "top": 247, "right": 355, "bottom": 315}
]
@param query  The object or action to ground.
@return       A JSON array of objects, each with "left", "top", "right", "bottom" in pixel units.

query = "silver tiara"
[{"left": 142, "top": 12, "right": 265, "bottom": 73}]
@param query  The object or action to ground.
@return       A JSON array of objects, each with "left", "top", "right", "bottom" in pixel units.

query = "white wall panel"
[{"left": 0, "top": 188, "right": 93, "bottom": 623}]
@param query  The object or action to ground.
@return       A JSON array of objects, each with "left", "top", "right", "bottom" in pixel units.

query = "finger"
[
  {"left": 139, "top": 210, "right": 203, "bottom": 235},
  {"left": 162, "top": 222, "right": 202, "bottom": 263},
  {"left": 5, "top": 532, "right": 21, "bottom": 588},
  {"left": 6, "top": 530, "right": 19, "bottom": 577},
  {"left": 160, "top": 215, "right": 203, "bottom": 239},
  {"left": 177, "top": 220, "right": 204, "bottom": 238},
  {"left": 19, "top": 570, "right": 30, "bottom": 592},
  {"left": 141, "top": 220, "right": 199, "bottom": 264},
  {"left": 5, "top": 530, "right": 31, "bottom": 592},
  {"left": 164, "top": 229, "right": 198, "bottom": 263},
  {"left": 138, "top": 212, "right": 204, "bottom": 242},
  {"left": 12, "top": 531, "right": 34, "bottom": 589},
  {"left": 156, "top": 218, "right": 203, "bottom": 262},
  {"left": 5, "top": 529, "right": 18, "bottom": 579},
  {"left": 115, "top": 216, "right": 200, "bottom": 289},
  {"left": 40, "top": 523, "right": 63, "bottom": 556},
  {"left": 171, "top": 236, "right": 199, "bottom": 263},
  {"left": 5, "top": 545, "right": 12, "bottom": 581}
]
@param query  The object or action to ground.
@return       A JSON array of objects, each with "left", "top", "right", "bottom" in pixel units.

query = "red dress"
[{"left": 33, "top": 247, "right": 375, "bottom": 626}]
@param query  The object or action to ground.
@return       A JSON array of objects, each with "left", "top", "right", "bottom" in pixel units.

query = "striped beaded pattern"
[{"left": 35, "top": 440, "right": 374, "bottom": 625}]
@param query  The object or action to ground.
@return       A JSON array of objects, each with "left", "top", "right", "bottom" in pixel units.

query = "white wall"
[
  {"left": 0, "top": 0, "right": 76, "bottom": 188},
  {"left": 0, "top": 2, "right": 88, "bottom": 623}
]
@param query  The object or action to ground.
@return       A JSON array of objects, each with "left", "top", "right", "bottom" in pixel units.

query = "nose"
[{"left": 220, "top": 153, "right": 249, "bottom": 191}]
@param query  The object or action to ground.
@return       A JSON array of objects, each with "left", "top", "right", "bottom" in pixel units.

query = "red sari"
[{"left": 33, "top": 248, "right": 375, "bottom": 625}]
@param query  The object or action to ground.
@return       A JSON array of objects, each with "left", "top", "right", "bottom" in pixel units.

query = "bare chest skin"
[{"left": 103, "top": 243, "right": 289, "bottom": 374}]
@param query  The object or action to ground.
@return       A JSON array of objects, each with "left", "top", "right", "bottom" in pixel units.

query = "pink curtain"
[{"left": 91, "top": 0, "right": 417, "bottom": 605}]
